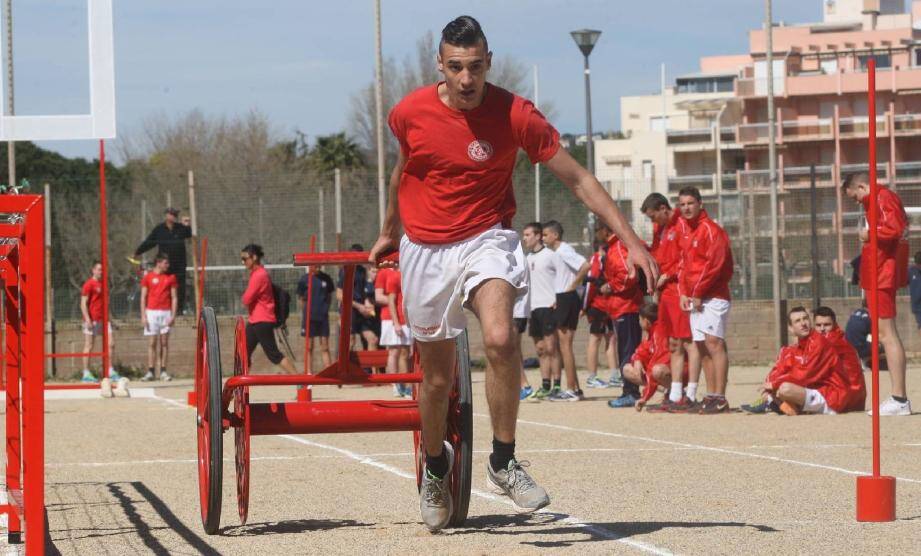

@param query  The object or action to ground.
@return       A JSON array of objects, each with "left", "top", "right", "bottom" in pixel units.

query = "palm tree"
[{"left": 309, "top": 133, "right": 365, "bottom": 173}]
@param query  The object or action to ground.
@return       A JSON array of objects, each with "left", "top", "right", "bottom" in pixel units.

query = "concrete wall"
[{"left": 49, "top": 296, "right": 921, "bottom": 379}]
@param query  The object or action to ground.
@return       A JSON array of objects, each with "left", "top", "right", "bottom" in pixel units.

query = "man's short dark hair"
[
  {"left": 440, "top": 15, "right": 488, "bottom": 53},
  {"left": 914, "top": 250, "right": 921, "bottom": 265},
  {"left": 155, "top": 252, "right": 169, "bottom": 263},
  {"left": 524, "top": 222, "right": 542, "bottom": 236},
  {"left": 787, "top": 305, "right": 808, "bottom": 324},
  {"left": 350, "top": 243, "right": 364, "bottom": 252},
  {"left": 542, "top": 220, "right": 563, "bottom": 239},
  {"left": 813, "top": 306, "right": 837, "bottom": 324},
  {"left": 641, "top": 193, "right": 670, "bottom": 213},
  {"left": 842, "top": 172, "right": 868, "bottom": 191},
  {"left": 92, "top": 260, "right": 101, "bottom": 267},
  {"left": 639, "top": 302, "right": 658, "bottom": 323},
  {"left": 677, "top": 187, "right": 702, "bottom": 202}
]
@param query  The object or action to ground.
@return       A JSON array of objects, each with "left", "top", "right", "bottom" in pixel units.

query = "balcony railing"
[
  {"left": 840, "top": 163, "right": 889, "bottom": 180},
  {"left": 893, "top": 114, "right": 921, "bottom": 135},
  {"left": 738, "top": 123, "right": 771, "bottom": 143},
  {"left": 782, "top": 165, "right": 834, "bottom": 187},
  {"left": 895, "top": 161, "right": 921, "bottom": 183},
  {"left": 668, "top": 174, "right": 714, "bottom": 192},
  {"left": 838, "top": 116, "right": 887, "bottom": 137},
  {"left": 666, "top": 128, "right": 713, "bottom": 145},
  {"left": 781, "top": 119, "right": 833, "bottom": 141}
]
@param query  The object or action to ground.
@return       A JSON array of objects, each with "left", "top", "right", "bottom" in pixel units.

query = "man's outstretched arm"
[
  {"left": 369, "top": 151, "right": 406, "bottom": 264},
  {"left": 544, "top": 148, "right": 658, "bottom": 292}
]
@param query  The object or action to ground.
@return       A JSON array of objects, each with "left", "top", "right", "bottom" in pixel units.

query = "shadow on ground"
[{"left": 446, "top": 512, "right": 780, "bottom": 548}]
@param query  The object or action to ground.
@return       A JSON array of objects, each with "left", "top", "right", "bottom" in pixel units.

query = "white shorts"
[
  {"left": 83, "top": 320, "right": 112, "bottom": 336},
  {"left": 690, "top": 298, "right": 730, "bottom": 341},
  {"left": 400, "top": 226, "right": 528, "bottom": 342},
  {"left": 380, "top": 320, "right": 412, "bottom": 347},
  {"left": 803, "top": 388, "right": 837, "bottom": 415},
  {"left": 513, "top": 268, "right": 530, "bottom": 320},
  {"left": 144, "top": 309, "right": 172, "bottom": 336}
]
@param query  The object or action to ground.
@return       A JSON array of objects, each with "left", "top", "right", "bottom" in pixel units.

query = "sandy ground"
[{"left": 8, "top": 365, "right": 921, "bottom": 555}]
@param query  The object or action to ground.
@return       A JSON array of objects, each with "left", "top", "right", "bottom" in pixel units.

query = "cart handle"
[{"left": 293, "top": 250, "right": 398, "bottom": 267}]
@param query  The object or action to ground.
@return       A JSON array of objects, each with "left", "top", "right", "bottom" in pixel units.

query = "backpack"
[{"left": 272, "top": 284, "right": 291, "bottom": 329}]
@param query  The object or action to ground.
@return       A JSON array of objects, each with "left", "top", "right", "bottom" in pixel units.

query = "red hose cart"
[{"left": 195, "top": 250, "right": 472, "bottom": 534}]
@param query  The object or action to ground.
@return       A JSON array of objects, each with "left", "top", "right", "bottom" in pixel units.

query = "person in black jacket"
[{"left": 133, "top": 208, "right": 192, "bottom": 314}]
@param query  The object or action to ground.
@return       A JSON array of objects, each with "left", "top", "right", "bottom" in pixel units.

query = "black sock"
[
  {"left": 148, "top": 367, "right": 154, "bottom": 375},
  {"left": 425, "top": 448, "right": 449, "bottom": 479},
  {"left": 541, "top": 378, "right": 551, "bottom": 391},
  {"left": 892, "top": 395, "right": 908, "bottom": 404},
  {"left": 490, "top": 437, "right": 515, "bottom": 472}
]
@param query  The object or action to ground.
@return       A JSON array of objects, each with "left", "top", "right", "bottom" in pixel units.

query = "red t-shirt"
[
  {"left": 81, "top": 277, "right": 104, "bottom": 321},
  {"left": 385, "top": 269, "right": 405, "bottom": 325},
  {"left": 142, "top": 272, "right": 177, "bottom": 311},
  {"left": 242, "top": 266, "right": 276, "bottom": 324},
  {"left": 375, "top": 268, "right": 393, "bottom": 321},
  {"left": 388, "top": 82, "right": 560, "bottom": 244}
]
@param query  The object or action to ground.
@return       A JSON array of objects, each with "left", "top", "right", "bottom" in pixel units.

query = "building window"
[
  {"left": 915, "top": 49, "right": 921, "bottom": 67},
  {"left": 649, "top": 116, "right": 670, "bottom": 132},
  {"left": 858, "top": 53, "right": 891, "bottom": 70},
  {"left": 820, "top": 58, "right": 838, "bottom": 74},
  {"left": 642, "top": 160, "right": 654, "bottom": 180},
  {"left": 676, "top": 76, "right": 735, "bottom": 94}
]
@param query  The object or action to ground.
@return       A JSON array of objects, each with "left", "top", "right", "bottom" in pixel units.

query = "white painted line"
[
  {"left": 0, "top": 387, "right": 158, "bottom": 401},
  {"left": 278, "top": 434, "right": 674, "bottom": 555},
  {"left": 489, "top": 413, "right": 921, "bottom": 485}
]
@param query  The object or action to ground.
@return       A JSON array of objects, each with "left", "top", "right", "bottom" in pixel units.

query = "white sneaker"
[
  {"left": 99, "top": 378, "right": 113, "bottom": 398},
  {"left": 159, "top": 371, "right": 172, "bottom": 382},
  {"left": 113, "top": 377, "right": 130, "bottom": 398},
  {"left": 393, "top": 384, "right": 403, "bottom": 398},
  {"left": 140, "top": 371, "right": 154, "bottom": 382},
  {"left": 867, "top": 396, "right": 912, "bottom": 416}
]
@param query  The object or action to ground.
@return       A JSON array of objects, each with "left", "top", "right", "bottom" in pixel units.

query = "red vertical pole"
[
  {"left": 22, "top": 197, "right": 45, "bottom": 553},
  {"left": 99, "top": 140, "right": 110, "bottom": 379},
  {"left": 856, "top": 58, "right": 896, "bottom": 522},
  {"left": 867, "top": 60, "right": 881, "bottom": 478},
  {"left": 3, "top": 259, "right": 21, "bottom": 540},
  {"left": 198, "top": 237, "right": 207, "bottom": 314},
  {"left": 298, "top": 235, "right": 316, "bottom": 402}
]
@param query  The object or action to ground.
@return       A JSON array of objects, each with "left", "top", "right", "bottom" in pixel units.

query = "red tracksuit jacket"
[
  {"left": 651, "top": 209, "right": 689, "bottom": 299},
  {"left": 632, "top": 321, "right": 671, "bottom": 405},
  {"left": 677, "top": 209, "right": 734, "bottom": 301},
  {"left": 603, "top": 237, "right": 644, "bottom": 319},
  {"left": 859, "top": 186, "right": 907, "bottom": 290},
  {"left": 769, "top": 330, "right": 849, "bottom": 413},
  {"left": 825, "top": 326, "right": 867, "bottom": 412}
]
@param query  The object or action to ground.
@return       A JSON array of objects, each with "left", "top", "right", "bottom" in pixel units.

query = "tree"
[
  {"left": 308, "top": 133, "right": 365, "bottom": 173},
  {"left": 349, "top": 31, "right": 541, "bottom": 169}
]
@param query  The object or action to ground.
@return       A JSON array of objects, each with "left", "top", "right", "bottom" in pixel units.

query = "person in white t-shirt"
[
  {"left": 513, "top": 271, "right": 534, "bottom": 401},
  {"left": 522, "top": 222, "right": 563, "bottom": 400},
  {"left": 542, "top": 220, "right": 590, "bottom": 402}
]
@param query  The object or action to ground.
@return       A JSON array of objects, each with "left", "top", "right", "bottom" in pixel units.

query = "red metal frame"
[
  {"left": 0, "top": 195, "right": 46, "bottom": 553},
  {"left": 217, "top": 252, "right": 420, "bottom": 437}
]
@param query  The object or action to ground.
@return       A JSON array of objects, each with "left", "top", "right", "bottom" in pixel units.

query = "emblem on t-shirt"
[
  {"left": 152, "top": 277, "right": 159, "bottom": 285},
  {"left": 467, "top": 139, "right": 493, "bottom": 162}
]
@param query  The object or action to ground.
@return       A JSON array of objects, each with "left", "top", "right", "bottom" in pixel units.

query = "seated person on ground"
[
  {"left": 744, "top": 306, "right": 851, "bottom": 415},
  {"left": 812, "top": 306, "right": 867, "bottom": 412},
  {"left": 622, "top": 303, "right": 672, "bottom": 411}
]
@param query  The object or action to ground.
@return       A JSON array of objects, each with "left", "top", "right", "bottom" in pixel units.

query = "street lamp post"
[{"left": 570, "top": 29, "right": 601, "bottom": 176}]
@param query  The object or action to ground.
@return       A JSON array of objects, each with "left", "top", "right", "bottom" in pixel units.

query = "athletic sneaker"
[
  {"left": 519, "top": 386, "right": 533, "bottom": 400},
  {"left": 548, "top": 389, "right": 583, "bottom": 402},
  {"left": 140, "top": 371, "right": 154, "bottom": 382},
  {"left": 108, "top": 370, "right": 122, "bottom": 381},
  {"left": 528, "top": 387, "right": 552, "bottom": 401},
  {"left": 393, "top": 384, "right": 404, "bottom": 398},
  {"left": 486, "top": 458, "right": 550, "bottom": 512},
  {"left": 867, "top": 396, "right": 912, "bottom": 416},
  {"left": 607, "top": 394, "right": 637, "bottom": 408},
  {"left": 698, "top": 396, "right": 730, "bottom": 414},
  {"left": 419, "top": 441, "right": 454, "bottom": 531},
  {"left": 80, "top": 369, "right": 98, "bottom": 383},
  {"left": 99, "top": 378, "right": 113, "bottom": 398},
  {"left": 159, "top": 371, "right": 173, "bottom": 382},
  {"left": 607, "top": 375, "right": 624, "bottom": 387},
  {"left": 585, "top": 375, "right": 608, "bottom": 389},
  {"left": 113, "top": 377, "right": 130, "bottom": 398},
  {"left": 666, "top": 396, "right": 700, "bottom": 414},
  {"left": 646, "top": 399, "right": 678, "bottom": 413},
  {"left": 400, "top": 385, "right": 413, "bottom": 398},
  {"left": 549, "top": 385, "right": 561, "bottom": 398},
  {"left": 741, "top": 397, "right": 770, "bottom": 414}
]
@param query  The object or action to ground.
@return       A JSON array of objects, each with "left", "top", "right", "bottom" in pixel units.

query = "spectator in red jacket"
[
  {"left": 641, "top": 192, "right": 695, "bottom": 410},
  {"left": 622, "top": 303, "right": 671, "bottom": 411},
  {"left": 675, "top": 187, "right": 734, "bottom": 414},
  {"left": 813, "top": 306, "right": 867, "bottom": 412},
  {"left": 842, "top": 172, "right": 910, "bottom": 416},
  {"left": 757, "top": 306, "right": 851, "bottom": 415},
  {"left": 241, "top": 244, "right": 297, "bottom": 374},
  {"left": 583, "top": 235, "right": 617, "bottom": 389}
]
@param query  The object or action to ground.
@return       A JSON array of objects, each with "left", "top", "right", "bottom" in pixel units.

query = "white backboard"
[{"left": 0, "top": 0, "right": 115, "bottom": 140}]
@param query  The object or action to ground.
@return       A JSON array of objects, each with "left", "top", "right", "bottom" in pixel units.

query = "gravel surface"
[{"left": 17, "top": 365, "right": 921, "bottom": 554}]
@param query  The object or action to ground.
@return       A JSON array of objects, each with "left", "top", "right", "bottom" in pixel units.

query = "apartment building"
[{"left": 595, "top": 0, "right": 921, "bottom": 298}]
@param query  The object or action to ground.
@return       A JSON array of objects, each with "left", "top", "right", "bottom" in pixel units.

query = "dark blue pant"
[{"left": 613, "top": 312, "right": 641, "bottom": 397}]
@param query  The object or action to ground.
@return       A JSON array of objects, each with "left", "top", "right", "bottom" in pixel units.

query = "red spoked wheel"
[
  {"left": 233, "top": 317, "right": 251, "bottom": 526},
  {"left": 196, "top": 306, "right": 224, "bottom": 534},
  {"left": 412, "top": 330, "right": 472, "bottom": 527}
]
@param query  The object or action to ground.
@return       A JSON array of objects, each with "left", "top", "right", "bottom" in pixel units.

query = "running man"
[
  {"left": 140, "top": 253, "right": 177, "bottom": 381},
  {"left": 370, "top": 15, "right": 656, "bottom": 530},
  {"left": 542, "top": 220, "right": 589, "bottom": 401},
  {"left": 675, "top": 186, "right": 734, "bottom": 414},
  {"left": 842, "top": 172, "right": 911, "bottom": 415},
  {"left": 80, "top": 260, "right": 117, "bottom": 382}
]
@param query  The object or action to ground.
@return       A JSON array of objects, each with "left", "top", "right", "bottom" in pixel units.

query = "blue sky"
[{"left": 15, "top": 0, "right": 820, "bottom": 161}]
